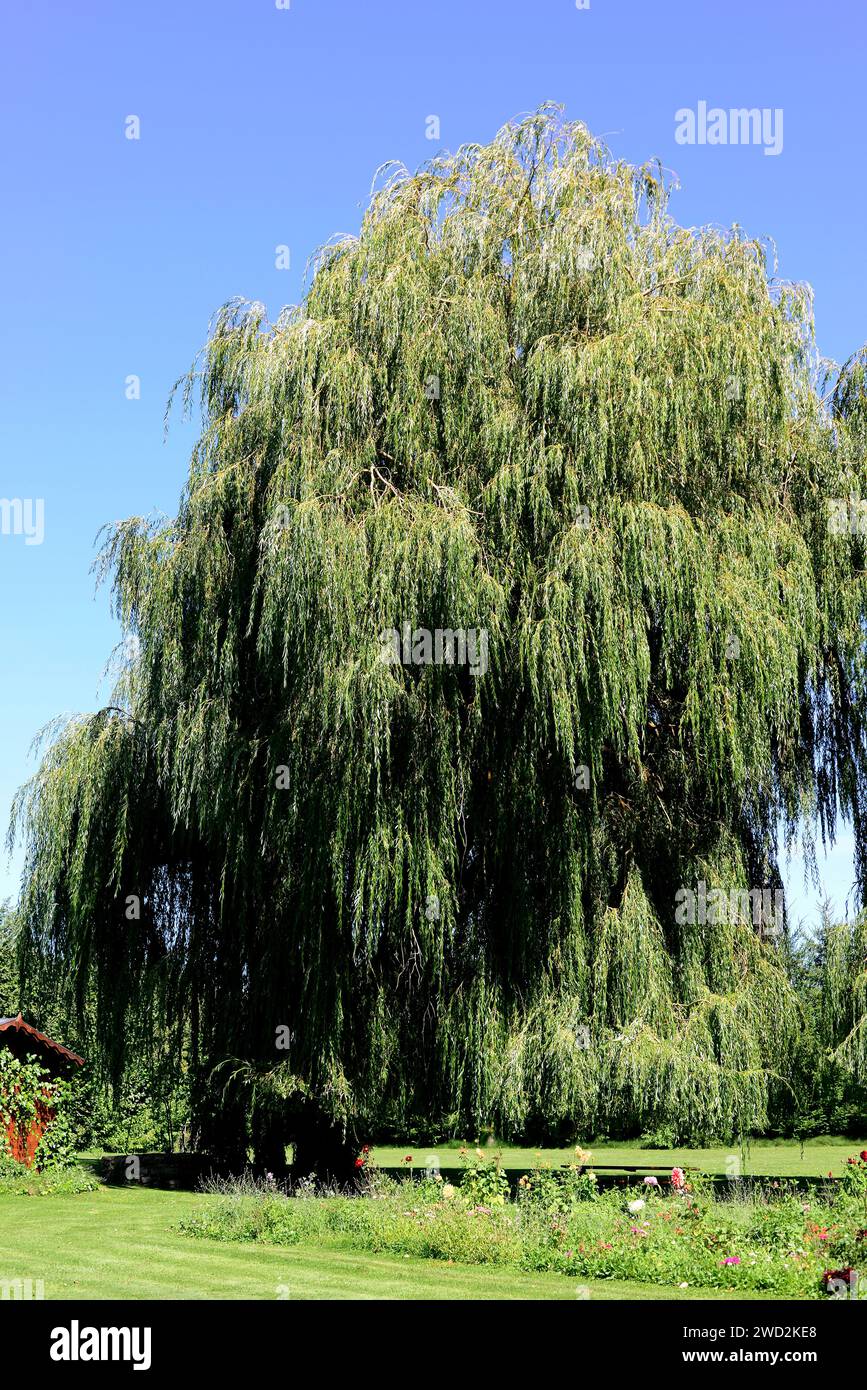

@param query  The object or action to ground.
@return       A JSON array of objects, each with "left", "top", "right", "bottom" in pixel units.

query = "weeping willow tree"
[
  {"left": 820, "top": 915, "right": 867, "bottom": 1086},
  {"left": 12, "top": 107, "right": 867, "bottom": 1167}
]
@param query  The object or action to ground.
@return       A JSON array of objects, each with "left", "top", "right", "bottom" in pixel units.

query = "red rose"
[
  {"left": 354, "top": 1157, "right": 364, "bottom": 1168},
  {"left": 860, "top": 1150, "right": 867, "bottom": 1162}
]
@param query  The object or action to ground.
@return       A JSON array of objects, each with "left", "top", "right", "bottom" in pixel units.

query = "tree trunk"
[{"left": 290, "top": 1103, "right": 357, "bottom": 1184}]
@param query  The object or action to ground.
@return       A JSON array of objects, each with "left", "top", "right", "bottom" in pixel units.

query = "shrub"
[
  {"left": 0, "top": 1050, "right": 79, "bottom": 1172},
  {"left": 0, "top": 1153, "right": 96, "bottom": 1196},
  {"left": 639, "top": 1123, "right": 679, "bottom": 1149},
  {"left": 517, "top": 1162, "right": 598, "bottom": 1211},
  {"left": 458, "top": 1148, "right": 510, "bottom": 1206},
  {"left": 840, "top": 1151, "right": 867, "bottom": 1207}
]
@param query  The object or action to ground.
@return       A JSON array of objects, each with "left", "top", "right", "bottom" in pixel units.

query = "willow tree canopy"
[{"left": 12, "top": 107, "right": 867, "bottom": 1158}]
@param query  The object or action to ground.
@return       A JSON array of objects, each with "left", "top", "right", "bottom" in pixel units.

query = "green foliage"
[
  {"left": 0, "top": 1050, "right": 78, "bottom": 1172},
  {"left": 824, "top": 1221, "right": 867, "bottom": 1275},
  {"left": 10, "top": 106, "right": 867, "bottom": 1153},
  {"left": 1, "top": 904, "right": 189, "bottom": 1154},
  {"left": 517, "top": 1161, "right": 599, "bottom": 1210},
  {"left": 840, "top": 1151, "right": 867, "bottom": 1212},
  {"left": 458, "top": 1147, "right": 510, "bottom": 1205},
  {"left": 0, "top": 1051, "right": 51, "bottom": 1141},
  {"left": 70, "top": 1065, "right": 190, "bottom": 1155},
  {"left": 0, "top": 904, "right": 21, "bottom": 1015},
  {"left": 822, "top": 918, "right": 867, "bottom": 1083},
  {"left": 778, "top": 918, "right": 867, "bottom": 1137},
  {"left": 32, "top": 1084, "right": 77, "bottom": 1170},
  {"left": 0, "top": 1156, "right": 96, "bottom": 1195},
  {"left": 640, "top": 1122, "right": 679, "bottom": 1148}
]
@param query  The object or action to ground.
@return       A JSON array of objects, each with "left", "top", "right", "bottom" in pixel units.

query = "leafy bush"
[
  {"left": 0, "top": 1050, "right": 79, "bottom": 1172},
  {"left": 457, "top": 1147, "right": 510, "bottom": 1206},
  {"left": 517, "top": 1161, "right": 598, "bottom": 1211},
  {"left": 639, "top": 1123, "right": 680, "bottom": 1149},
  {"left": 0, "top": 1153, "right": 96, "bottom": 1195},
  {"left": 840, "top": 1150, "right": 867, "bottom": 1206}
]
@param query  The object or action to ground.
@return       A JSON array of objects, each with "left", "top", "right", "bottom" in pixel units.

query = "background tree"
[
  {"left": 12, "top": 107, "right": 867, "bottom": 1169},
  {"left": 0, "top": 905, "right": 19, "bottom": 1018},
  {"left": 774, "top": 910, "right": 867, "bottom": 1138},
  {"left": 0, "top": 904, "right": 186, "bottom": 1154}
]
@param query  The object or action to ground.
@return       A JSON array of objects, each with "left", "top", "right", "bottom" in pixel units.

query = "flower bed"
[{"left": 177, "top": 1149, "right": 867, "bottom": 1297}]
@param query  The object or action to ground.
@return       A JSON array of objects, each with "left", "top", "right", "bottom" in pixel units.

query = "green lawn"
[
  {"left": 0, "top": 1187, "right": 780, "bottom": 1301},
  {"left": 376, "top": 1136, "right": 867, "bottom": 1178}
]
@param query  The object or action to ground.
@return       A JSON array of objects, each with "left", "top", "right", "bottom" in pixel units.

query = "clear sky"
[{"left": 1, "top": 0, "right": 865, "bottom": 922}]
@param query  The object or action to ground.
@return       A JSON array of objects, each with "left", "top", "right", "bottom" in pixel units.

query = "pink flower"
[
  {"left": 671, "top": 1167, "right": 685, "bottom": 1190},
  {"left": 644, "top": 1176, "right": 659, "bottom": 1186},
  {"left": 722, "top": 1256, "right": 741, "bottom": 1266}
]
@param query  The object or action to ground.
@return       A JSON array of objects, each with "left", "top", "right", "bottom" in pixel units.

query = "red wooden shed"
[{"left": 0, "top": 1014, "right": 84, "bottom": 1166}]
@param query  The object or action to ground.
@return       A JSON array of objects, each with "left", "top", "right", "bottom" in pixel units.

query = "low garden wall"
[{"left": 99, "top": 1151, "right": 838, "bottom": 1195}]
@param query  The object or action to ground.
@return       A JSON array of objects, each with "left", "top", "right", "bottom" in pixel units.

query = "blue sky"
[{"left": 1, "top": 0, "right": 864, "bottom": 921}]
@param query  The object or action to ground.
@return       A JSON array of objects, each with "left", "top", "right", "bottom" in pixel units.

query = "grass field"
[
  {"left": 3, "top": 1139, "right": 856, "bottom": 1301},
  {"left": 375, "top": 1136, "right": 867, "bottom": 1178},
  {"left": 0, "top": 1187, "right": 783, "bottom": 1301}
]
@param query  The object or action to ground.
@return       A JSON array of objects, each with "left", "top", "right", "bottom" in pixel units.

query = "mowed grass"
[
  {"left": 0, "top": 1187, "right": 777, "bottom": 1301},
  {"left": 376, "top": 1137, "right": 867, "bottom": 1178}
]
